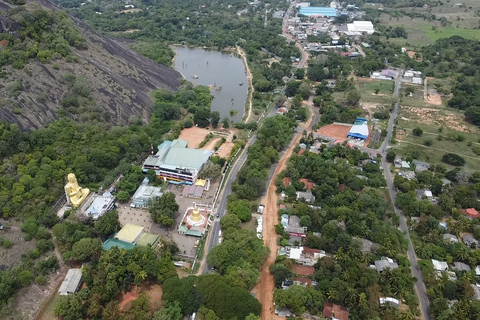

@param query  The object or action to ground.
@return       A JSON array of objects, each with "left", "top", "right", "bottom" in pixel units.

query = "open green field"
[
  {"left": 379, "top": 0, "right": 480, "bottom": 45},
  {"left": 424, "top": 27, "right": 480, "bottom": 42},
  {"left": 394, "top": 104, "right": 480, "bottom": 171},
  {"left": 358, "top": 79, "right": 395, "bottom": 105}
]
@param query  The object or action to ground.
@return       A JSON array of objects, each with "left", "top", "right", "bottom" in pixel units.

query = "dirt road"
[
  {"left": 255, "top": 102, "right": 314, "bottom": 320},
  {"left": 237, "top": 46, "right": 254, "bottom": 123}
]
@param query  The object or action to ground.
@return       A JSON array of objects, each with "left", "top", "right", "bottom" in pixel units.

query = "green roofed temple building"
[
  {"left": 102, "top": 223, "right": 160, "bottom": 251},
  {"left": 142, "top": 138, "right": 213, "bottom": 185}
]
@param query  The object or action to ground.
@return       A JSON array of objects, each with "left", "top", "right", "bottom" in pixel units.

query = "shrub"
[
  {"left": 412, "top": 127, "right": 423, "bottom": 136},
  {"left": 35, "top": 276, "right": 47, "bottom": 285},
  {"left": 424, "top": 139, "right": 433, "bottom": 146}
]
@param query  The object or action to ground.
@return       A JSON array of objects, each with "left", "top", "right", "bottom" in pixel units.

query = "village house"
[
  {"left": 296, "top": 190, "right": 315, "bottom": 203},
  {"left": 463, "top": 234, "right": 479, "bottom": 248},
  {"left": 373, "top": 257, "right": 398, "bottom": 272},
  {"left": 452, "top": 262, "right": 471, "bottom": 272},
  {"left": 323, "top": 303, "right": 349, "bottom": 320},
  {"left": 443, "top": 233, "right": 459, "bottom": 244},
  {"left": 432, "top": 259, "right": 448, "bottom": 272}
]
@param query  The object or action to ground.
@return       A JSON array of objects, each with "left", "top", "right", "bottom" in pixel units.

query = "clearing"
[
  {"left": 179, "top": 126, "right": 238, "bottom": 159},
  {"left": 316, "top": 124, "right": 351, "bottom": 141}
]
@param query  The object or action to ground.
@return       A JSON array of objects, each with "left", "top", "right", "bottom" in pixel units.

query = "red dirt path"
[{"left": 253, "top": 104, "right": 314, "bottom": 320}]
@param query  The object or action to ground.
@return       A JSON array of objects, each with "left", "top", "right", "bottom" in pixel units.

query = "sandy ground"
[
  {"left": 179, "top": 127, "right": 211, "bottom": 148},
  {"left": 424, "top": 77, "right": 442, "bottom": 106},
  {"left": 179, "top": 126, "right": 238, "bottom": 159},
  {"left": 124, "top": 29, "right": 140, "bottom": 33},
  {"left": 316, "top": 124, "right": 351, "bottom": 141},
  {"left": 362, "top": 102, "right": 381, "bottom": 118},
  {"left": 254, "top": 103, "right": 314, "bottom": 320},
  {"left": 215, "top": 141, "right": 234, "bottom": 158},
  {"left": 237, "top": 46, "right": 254, "bottom": 123},
  {"left": 401, "top": 106, "right": 476, "bottom": 133}
]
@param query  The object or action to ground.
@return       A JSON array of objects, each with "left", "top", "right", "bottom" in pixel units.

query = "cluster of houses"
[
  {"left": 283, "top": 1, "right": 374, "bottom": 56},
  {"left": 432, "top": 257, "right": 480, "bottom": 300}
]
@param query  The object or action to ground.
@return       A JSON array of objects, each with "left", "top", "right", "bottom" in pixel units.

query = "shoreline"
[{"left": 170, "top": 44, "right": 254, "bottom": 123}]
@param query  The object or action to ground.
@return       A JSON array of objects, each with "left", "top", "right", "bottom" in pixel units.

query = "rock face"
[{"left": 0, "top": 0, "right": 182, "bottom": 130}]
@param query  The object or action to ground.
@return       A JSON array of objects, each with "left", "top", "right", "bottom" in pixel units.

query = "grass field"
[
  {"left": 358, "top": 79, "right": 396, "bottom": 105},
  {"left": 424, "top": 27, "right": 480, "bottom": 42},
  {"left": 379, "top": 0, "right": 480, "bottom": 45}
]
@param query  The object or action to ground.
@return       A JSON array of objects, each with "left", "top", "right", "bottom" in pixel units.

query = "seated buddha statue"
[{"left": 65, "top": 173, "right": 90, "bottom": 208}]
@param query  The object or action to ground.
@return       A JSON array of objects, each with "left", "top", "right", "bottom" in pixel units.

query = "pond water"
[{"left": 173, "top": 46, "right": 248, "bottom": 123}]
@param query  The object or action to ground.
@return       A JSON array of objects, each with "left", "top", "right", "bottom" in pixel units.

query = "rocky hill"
[{"left": 0, "top": 0, "right": 182, "bottom": 130}]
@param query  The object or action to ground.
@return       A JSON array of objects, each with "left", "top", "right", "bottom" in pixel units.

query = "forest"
[
  {"left": 271, "top": 144, "right": 419, "bottom": 319},
  {"left": 0, "top": 7, "right": 87, "bottom": 69}
]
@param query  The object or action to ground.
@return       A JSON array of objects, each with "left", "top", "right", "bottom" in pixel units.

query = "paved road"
[
  {"left": 379, "top": 72, "right": 431, "bottom": 320},
  {"left": 202, "top": 135, "right": 256, "bottom": 274}
]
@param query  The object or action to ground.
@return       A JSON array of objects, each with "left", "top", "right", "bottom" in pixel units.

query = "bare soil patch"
[
  {"left": 179, "top": 127, "right": 211, "bottom": 148},
  {"left": 117, "top": 8, "right": 141, "bottom": 13},
  {"left": 0, "top": 222, "right": 35, "bottom": 269},
  {"left": 401, "top": 106, "right": 476, "bottom": 133},
  {"left": 215, "top": 141, "right": 234, "bottom": 158},
  {"left": 143, "top": 283, "right": 163, "bottom": 310},
  {"left": 361, "top": 102, "right": 382, "bottom": 118},
  {"left": 124, "top": 29, "right": 140, "bottom": 33},
  {"left": 316, "top": 124, "right": 351, "bottom": 141},
  {"left": 425, "top": 94, "right": 442, "bottom": 106}
]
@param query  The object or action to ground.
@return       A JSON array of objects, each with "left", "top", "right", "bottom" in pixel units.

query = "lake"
[{"left": 173, "top": 46, "right": 248, "bottom": 123}]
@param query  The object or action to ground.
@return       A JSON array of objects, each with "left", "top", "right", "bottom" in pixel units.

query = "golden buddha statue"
[
  {"left": 65, "top": 173, "right": 90, "bottom": 208},
  {"left": 190, "top": 203, "right": 202, "bottom": 223}
]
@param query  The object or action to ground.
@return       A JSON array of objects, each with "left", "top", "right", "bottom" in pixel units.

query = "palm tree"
[
  {"left": 327, "top": 288, "right": 339, "bottom": 302},
  {"left": 396, "top": 311, "right": 415, "bottom": 320}
]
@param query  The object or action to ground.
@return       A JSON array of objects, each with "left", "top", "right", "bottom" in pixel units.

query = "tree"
[
  {"left": 300, "top": 215, "right": 312, "bottom": 227},
  {"left": 95, "top": 210, "right": 120, "bottom": 238},
  {"left": 211, "top": 111, "right": 220, "bottom": 128},
  {"left": 386, "top": 150, "right": 396, "bottom": 163},
  {"left": 270, "top": 263, "right": 291, "bottom": 287},
  {"left": 346, "top": 89, "right": 361, "bottom": 106},
  {"left": 226, "top": 199, "right": 252, "bottom": 222},
  {"left": 117, "top": 190, "right": 130, "bottom": 202},
  {"left": 162, "top": 276, "right": 200, "bottom": 315},
  {"left": 198, "top": 161, "right": 222, "bottom": 180},
  {"left": 71, "top": 237, "right": 102, "bottom": 261},
  {"left": 194, "top": 108, "right": 212, "bottom": 127},
  {"left": 285, "top": 81, "right": 301, "bottom": 97},
  {"left": 222, "top": 117, "right": 230, "bottom": 128},
  {"left": 149, "top": 192, "right": 179, "bottom": 227},
  {"left": 195, "top": 274, "right": 262, "bottom": 319},
  {"left": 412, "top": 127, "right": 424, "bottom": 136},
  {"left": 273, "top": 285, "right": 308, "bottom": 315},
  {"left": 465, "top": 106, "right": 480, "bottom": 125},
  {"left": 442, "top": 153, "right": 465, "bottom": 166},
  {"left": 123, "top": 293, "right": 152, "bottom": 320},
  {"left": 54, "top": 294, "right": 84, "bottom": 320},
  {"left": 298, "top": 82, "right": 311, "bottom": 100},
  {"left": 229, "top": 109, "right": 238, "bottom": 122},
  {"left": 274, "top": 95, "right": 287, "bottom": 107},
  {"left": 153, "top": 302, "right": 182, "bottom": 320},
  {"left": 220, "top": 214, "right": 241, "bottom": 231},
  {"left": 295, "top": 68, "right": 305, "bottom": 80}
]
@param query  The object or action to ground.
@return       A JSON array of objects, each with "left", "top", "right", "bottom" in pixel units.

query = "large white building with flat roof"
[
  {"left": 347, "top": 21, "right": 375, "bottom": 34},
  {"left": 142, "top": 139, "right": 213, "bottom": 185}
]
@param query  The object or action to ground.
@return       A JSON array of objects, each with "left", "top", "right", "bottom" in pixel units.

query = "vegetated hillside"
[{"left": 0, "top": 0, "right": 182, "bottom": 130}]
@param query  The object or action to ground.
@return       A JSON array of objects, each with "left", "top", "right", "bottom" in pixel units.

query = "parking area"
[{"left": 117, "top": 179, "right": 220, "bottom": 258}]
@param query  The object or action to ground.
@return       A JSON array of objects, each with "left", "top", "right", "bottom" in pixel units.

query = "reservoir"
[{"left": 173, "top": 46, "right": 248, "bottom": 123}]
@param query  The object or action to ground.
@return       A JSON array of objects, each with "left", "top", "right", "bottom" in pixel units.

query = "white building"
[
  {"left": 59, "top": 269, "right": 82, "bottom": 295},
  {"left": 432, "top": 259, "right": 448, "bottom": 272},
  {"left": 347, "top": 21, "right": 375, "bottom": 34}
]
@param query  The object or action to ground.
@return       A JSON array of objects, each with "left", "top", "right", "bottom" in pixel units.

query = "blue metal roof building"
[{"left": 299, "top": 7, "right": 337, "bottom": 17}]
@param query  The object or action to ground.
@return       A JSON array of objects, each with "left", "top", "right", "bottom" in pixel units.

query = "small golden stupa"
[{"left": 190, "top": 203, "right": 202, "bottom": 223}]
